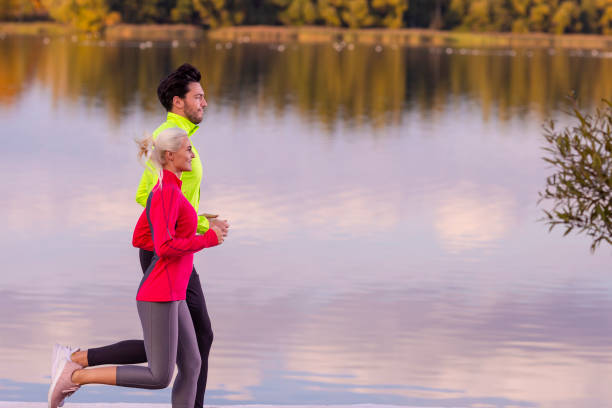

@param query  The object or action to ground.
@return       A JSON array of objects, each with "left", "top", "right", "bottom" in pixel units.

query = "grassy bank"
[
  {"left": 0, "top": 22, "right": 73, "bottom": 36},
  {"left": 209, "top": 26, "right": 612, "bottom": 49},
  {"left": 0, "top": 22, "right": 204, "bottom": 41},
  {"left": 1, "top": 22, "right": 611, "bottom": 49},
  {"left": 105, "top": 24, "right": 205, "bottom": 41}
]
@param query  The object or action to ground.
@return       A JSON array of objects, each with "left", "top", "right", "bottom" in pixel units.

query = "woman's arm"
[
  {"left": 132, "top": 210, "right": 153, "bottom": 251},
  {"left": 150, "top": 187, "right": 218, "bottom": 257}
]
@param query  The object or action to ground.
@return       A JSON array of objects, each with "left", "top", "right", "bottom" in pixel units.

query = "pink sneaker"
[{"left": 48, "top": 359, "right": 81, "bottom": 408}]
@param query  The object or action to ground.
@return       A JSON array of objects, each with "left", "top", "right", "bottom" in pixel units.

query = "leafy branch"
[{"left": 539, "top": 97, "right": 612, "bottom": 252}]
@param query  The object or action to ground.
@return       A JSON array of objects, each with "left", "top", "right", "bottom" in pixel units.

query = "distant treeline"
[{"left": 2, "top": 0, "right": 612, "bottom": 34}]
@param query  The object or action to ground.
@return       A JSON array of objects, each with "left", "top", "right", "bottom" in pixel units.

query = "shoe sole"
[{"left": 48, "top": 345, "right": 68, "bottom": 408}]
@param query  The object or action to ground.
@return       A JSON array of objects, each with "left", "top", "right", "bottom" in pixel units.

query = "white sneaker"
[{"left": 49, "top": 344, "right": 80, "bottom": 408}]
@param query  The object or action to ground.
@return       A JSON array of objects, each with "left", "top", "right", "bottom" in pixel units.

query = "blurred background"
[{"left": 1, "top": 0, "right": 612, "bottom": 33}]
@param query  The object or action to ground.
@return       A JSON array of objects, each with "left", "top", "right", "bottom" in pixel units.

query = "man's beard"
[{"left": 185, "top": 106, "right": 203, "bottom": 124}]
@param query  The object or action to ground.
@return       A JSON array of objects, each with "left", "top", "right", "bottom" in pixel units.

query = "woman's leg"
[
  {"left": 73, "top": 301, "right": 178, "bottom": 389},
  {"left": 173, "top": 300, "right": 201, "bottom": 408},
  {"left": 51, "top": 301, "right": 179, "bottom": 408},
  {"left": 72, "top": 249, "right": 155, "bottom": 368},
  {"left": 114, "top": 300, "right": 178, "bottom": 389},
  {"left": 71, "top": 366, "right": 117, "bottom": 385}
]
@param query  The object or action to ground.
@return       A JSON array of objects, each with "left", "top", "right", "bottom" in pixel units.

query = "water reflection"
[
  {"left": 1, "top": 36, "right": 612, "bottom": 408},
  {"left": 433, "top": 181, "right": 517, "bottom": 252},
  {"left": 0, "top": 36, "right": 610, "bottom": 126},
  {"left": 3, "top": 279, "right": 612, "bottom": 406}
]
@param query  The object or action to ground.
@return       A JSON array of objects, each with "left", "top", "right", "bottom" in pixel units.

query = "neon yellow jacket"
[{"left": 135, "top": 112, "right": 209, "bottom": 233}]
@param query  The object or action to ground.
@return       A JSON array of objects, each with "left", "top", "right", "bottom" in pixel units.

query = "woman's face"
[{"left": 170, "top": 136, "right": 195, "bottom": 172}]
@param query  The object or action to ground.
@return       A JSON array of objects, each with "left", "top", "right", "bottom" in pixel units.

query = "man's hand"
[{"left": 209, "top": 217, "right": 229, "bottom": 238}]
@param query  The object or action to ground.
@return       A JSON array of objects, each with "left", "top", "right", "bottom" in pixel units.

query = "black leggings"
[{"left": 88, "top": 249, "right": 214, "bottom": 408}]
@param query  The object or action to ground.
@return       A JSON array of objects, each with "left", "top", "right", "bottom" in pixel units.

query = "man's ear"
[{"left": 172, "top": 95, "right": 184, "bottom": 110}]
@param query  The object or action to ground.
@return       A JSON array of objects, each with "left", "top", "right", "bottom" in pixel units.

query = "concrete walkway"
[{"left": 1, "top": 403, "right": 413, "bottom": 408}]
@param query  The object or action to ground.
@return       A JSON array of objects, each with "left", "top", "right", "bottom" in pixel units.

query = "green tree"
[
  {"left": 273, "top": 0, "right": 317, "bottom": 25},
  {"left": 41, "top": 0, "right": 109, "bottom": 31},
  {"left": 431, "top": 0, "right": 448, "bottom": 29},
  {"left": 318, "top": 0, "right": 343, "bottom": 26},
  {"left": 340, "top": 0, "right": 376, "bottom": 27},
  {"left": 528, "top": 0, "right": 556, "bottom": 32},
  {"left": 171, "top": 0, "right": 195, "bottom": 22},
  {"left": 191, "top": 0, "right": 247, "bottom": 27},
  {"left": 8, "top": 0, "right": 612, "bottom": 33},
  {"left": 138, "top": 0, "right": 169, "bottom": 22},
  {"left": 404, "top": 0, "right": 451, "bottom": 28},
  {"left": 551, "top": 1, "right": 581, "bottom": 34},
  {"left": 540, "top": 99, "right": 612, "bottom": 252},
  {"left": 371, "top": 0, "right": 407, "bottom": 28},
  {"left": 463, "top": 0, "right": 492, "bottom": 31},
  {"left": 599, "top": 0, "right": 612, "bottom": 34},
  {"left": 489, "top": 0, "right": 513, "bottom": 31},
  {"left": 107, "top": 0, "right": 139, "bottom": 23},
  {"left": 508, "top": 0, "right": 530, "bottom": 32},
  {"left": 269, "top": 0, "right": 407, "bottom": 28},
  {"left": 447, "top": 0, "right": 469, "bottom": 28},
  {"left": 0, "top": 0, "right": 46, "bottom": 20},
  {"left": 580, "top": 0, "right": 600, "bottom": 33}
]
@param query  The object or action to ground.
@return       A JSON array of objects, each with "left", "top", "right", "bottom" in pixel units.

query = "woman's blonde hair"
[{"left": 137, "top": 127, "right": 188, "bottom": 187}]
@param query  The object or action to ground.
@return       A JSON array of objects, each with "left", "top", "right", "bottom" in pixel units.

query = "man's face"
[{"left": 182, "top": 82, "right": 207, "bottom": 124}]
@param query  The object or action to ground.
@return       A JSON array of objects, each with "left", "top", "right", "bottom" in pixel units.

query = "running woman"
[{"left": 48, "top": 128, "right": 224, "bottom": 408}]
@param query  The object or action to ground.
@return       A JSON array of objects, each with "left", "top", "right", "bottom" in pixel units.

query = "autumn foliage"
[{"left": 2, "top": 0, "right": 612, "bottom": 34}]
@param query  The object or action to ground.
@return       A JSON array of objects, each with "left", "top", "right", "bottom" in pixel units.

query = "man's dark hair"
[{"left": 157, "top": 63, "right": 201, "bottom": 111}]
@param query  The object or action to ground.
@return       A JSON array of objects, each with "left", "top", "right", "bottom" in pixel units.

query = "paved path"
[{"left": 1, "top": 403, "right": 413, "bottom": 408}]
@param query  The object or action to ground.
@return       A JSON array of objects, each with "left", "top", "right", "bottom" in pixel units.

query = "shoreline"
[
  {"left": 1, "top": 22, "right": 612, "bottom": 49},
  {"left": 208, "top": 25, "right": 612, "bottom": 49}
]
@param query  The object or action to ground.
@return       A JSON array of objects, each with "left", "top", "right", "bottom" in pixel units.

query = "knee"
[
  {"left": 150, "top": 369, "right": 174, "bottom": 389},
  {"left": 188, "top": 354, "right": 202, "bottom": 375},
  {"left": 206, "top": 328, "right": 214, "bottom": 347},
  {"left": 197, "top": 326, "right": 213, "bottom": 350},
  {"left": 178, "top": 353, "right": 201, "bottom": 379}
]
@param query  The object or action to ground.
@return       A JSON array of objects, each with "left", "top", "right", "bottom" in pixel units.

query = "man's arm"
[
  {"left": 197, "top": 215, "right": 210, "bottom": 234},
  {"left": 135, "top": 162, "right": 158, "bottom": 208}
]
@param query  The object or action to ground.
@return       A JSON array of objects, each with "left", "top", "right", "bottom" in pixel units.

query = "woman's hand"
[
  {"left": 211, "top": 224, "right": 225, "bottom": 245},
  {"left": 209, "top": 218, "right": 229, "bottom": 237}
]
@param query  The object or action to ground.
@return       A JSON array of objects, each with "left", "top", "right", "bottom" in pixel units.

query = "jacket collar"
[
  {"left": 167, "top": 112, "right": 199, "bottom": 137},
  {"left": 162, "top": 169, "right": 183, "bottom": 188}
]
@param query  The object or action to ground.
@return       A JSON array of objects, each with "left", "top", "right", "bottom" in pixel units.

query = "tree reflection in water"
[{"left": 1, "top": 36, "right": 610, "bottom": 129}]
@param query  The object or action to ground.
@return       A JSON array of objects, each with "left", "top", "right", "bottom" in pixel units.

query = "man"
[{"left": 65, "top": 63, "right": 228, "bottom": 408}]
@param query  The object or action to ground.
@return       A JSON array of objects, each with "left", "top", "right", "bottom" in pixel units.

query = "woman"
[
  {"left": 48, "top": 127, "right": 224, "bottom": 408},
  {"left": 64, "top": 63, "right": 228, "bottom": 408}
]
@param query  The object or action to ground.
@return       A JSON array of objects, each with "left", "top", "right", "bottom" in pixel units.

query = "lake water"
[{"left": 1, "top": 35, "right": 611, "bottom": 408}]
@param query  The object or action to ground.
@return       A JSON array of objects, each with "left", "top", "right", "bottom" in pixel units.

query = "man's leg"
[
  {"left": 185, "top": 267, "right": 214, "bottom": 408},
  {"left": 85, "top": 340, "right": 147, "bottom": 366}
]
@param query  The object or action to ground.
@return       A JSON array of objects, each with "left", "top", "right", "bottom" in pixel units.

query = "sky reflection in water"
[{"left": 1, "top": 37, "right": 612, "bottom": 408}]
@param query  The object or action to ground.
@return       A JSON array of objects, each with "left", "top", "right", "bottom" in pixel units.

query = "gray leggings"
[{"left": 116, "top": 300, "right": 201, "bottom": 408}]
